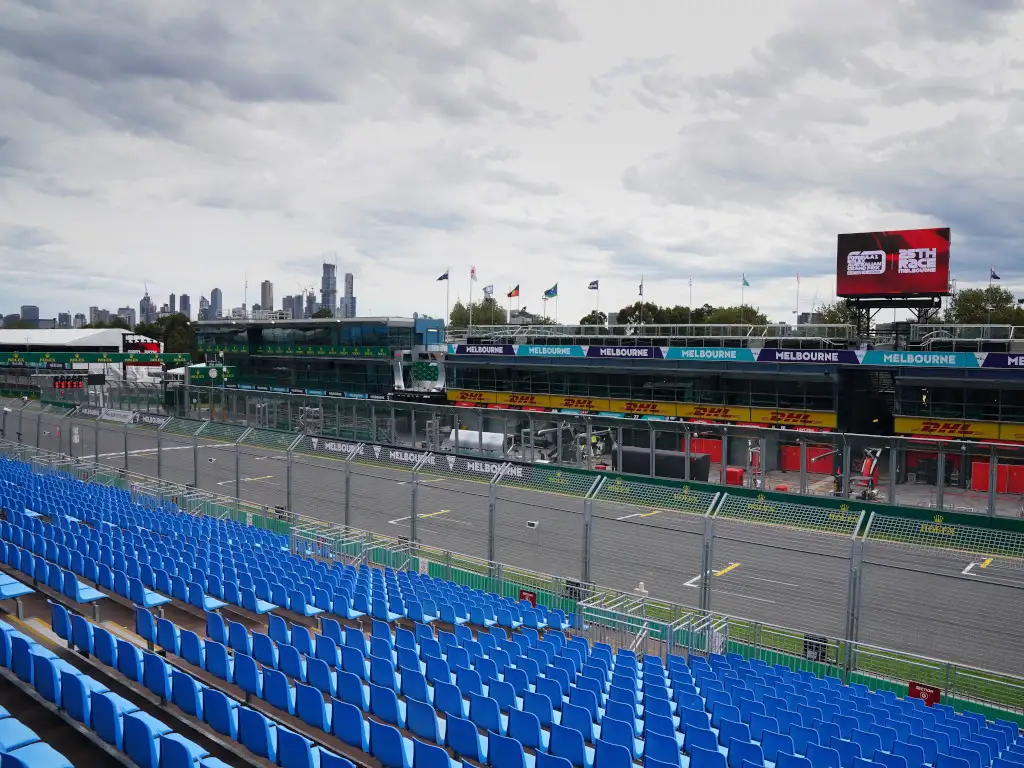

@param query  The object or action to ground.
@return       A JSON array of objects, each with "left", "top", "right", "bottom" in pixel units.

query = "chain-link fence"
[
  {"left": 2, "top": 429, "right": 1023, "bottom": 720},
  {"left": 9, "top": 399, "right": 1024, "bottom": 680}
]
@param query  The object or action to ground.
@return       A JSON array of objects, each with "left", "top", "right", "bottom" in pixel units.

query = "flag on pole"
[
  {"left": 588, "top": 280, "right": 599, "bottom": 290},
  {"left": 437, "top": 271, "right": 449, "bottom": 281},
  {"left": 470, "top": 266, "right": 478, "bottom": 282},
  {"left": 742, "top": 274, "right": 750, "bottom": 287},
  {"left": 543, "top": 283, "right": 558, "bottom": 299},
  {"left": 990, "top": 267, "right": 1001, "bottom": 280},
  {"left": 639, "top": 276, "right": 644, "bottom": 297},
  {"left": 507, "top": 285, "right": 520, "bottom": 298},
  {"left": 483, "top": 285, "right": 494, "bottom": 298}
]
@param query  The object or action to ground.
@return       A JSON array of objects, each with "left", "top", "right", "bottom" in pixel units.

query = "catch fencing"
[
  {"left": 1, "top": 433, "right": 1022, "bottom": 723},
  {"left": 43, "top": 381, "right": 1024, "bottom": 518},
  {"left": 7, "top": 400, "right": 1024, "bottom": 681}
]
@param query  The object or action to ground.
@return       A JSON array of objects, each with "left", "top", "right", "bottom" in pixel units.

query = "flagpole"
[
  {"left": 796, "top": 271, "right": 800, "bottom": 325},
  {"left": 988, "top": 267, "right": 993, "bottom": 327},
  {"left": 446, "top": 266, "right": 450, "bottom": 330},
  {"left": 741, "top": 275, "right": 745, "bottom": 326},
  {"left": 556, "top": 294, "right": 559, "bottom": 324},
  {"left": 688, "top": 276, "right": 693, "bottom": 326},
  {"left": 469, "top": 270, "right": 473, "bottom": 330}
]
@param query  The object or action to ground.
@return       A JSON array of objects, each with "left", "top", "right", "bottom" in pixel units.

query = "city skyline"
[{"left": 2, "top": 265, "right": 360, "bottom": 327}]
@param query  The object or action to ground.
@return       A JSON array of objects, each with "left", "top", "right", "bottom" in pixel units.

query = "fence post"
[
  {"left": 701, "top": 500, "right": 718, "bottom": 613},
  {"left": 122, "top": 423, "right": 128, "bottom": 470},
  {"left": 343, "top": 447, "right": 359, "bottom": 528},
  {"left": 156, "top": 423, "right": 163, "bottom": 479},
  {"left": 720, "top": 427, "right": 729, "bottom": 486},
  {"left": 987, "top": 445, "right": 997, "bottom": 516},
  {"left": 684, "top": 427, "right": 692, "bottom": 480},
  {"left": 410, "top": 453, "right": 429, "bottom": 545},
  {"left": 841, "top": 441, "right": 852, "bottom": 498},
  {"left": 799, "top": 435, "right": 808, "bottom": 494},
  {"left": 844, "top": 511, "right": 870, "bottom": 682},
  {"left": 285, "top": 434, "right": 303, "bottom": 511},
  {"left": 235, "top": 441, "right": 242, "bottom": 500},
  {"left": 488, "top": 466, "right": 505, "bottom": 564},
  {"left": 582, "top": 476, "right": 603, "bottom": 585},
  {"left": 935, "top": 443, "right": 946, "bottom": 511},
  {"left": 889, "top": 437, "right": 899, "bottom": 504}
]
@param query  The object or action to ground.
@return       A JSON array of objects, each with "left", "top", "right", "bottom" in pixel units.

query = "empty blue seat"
[
  {"left": 0, "top": 741, "right": 74, "bottom": 768},
  {"left": 203, "top": 688, "right": 239, "bottom": 740},
  {"left": 92, "top": 691, "right": 141, "bottom": 750},
  {"left": 238, "top": 706, "right": 277, "bottom": 761},
  {"left": 370, "top": 719, "right": 413, "bottom": 768},
  {"left": 333, "top": 699, "right": 369, "bottom": 751},
  {"left": 124, "top": 710, "right": 172, "bottom": 768}
]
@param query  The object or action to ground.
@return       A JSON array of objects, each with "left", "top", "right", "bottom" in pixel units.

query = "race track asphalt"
[{"left": 14, "top": 407, "right": 1024, "bottom": 675}]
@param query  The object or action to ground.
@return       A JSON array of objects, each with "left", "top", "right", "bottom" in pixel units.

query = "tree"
[
  {"left": 705, "top": 305, "right": 769, "bottom": 325},
  {"left": 614, "top": 302, "right": 668, "bottom": 325},
  {"left": 945, "top": 286, "right": 1024, "bottom": 325},
  {"left": 134, "top": 314, "right": 196, "bottom": 356},
  {"left": 84, "top": 317, "right": 131, "bottom": 331},
  {"left": 579, "top": 310, "right": 607, "bottom": 326},
  {"left": 448, "top": 298, "right": 508, "bottom": 328},
  {"left": 816, "top": 300, "right": 858, "bottom": 326},
  {"left": 311, "top": 307, "right": 333, "bottom": 319}
]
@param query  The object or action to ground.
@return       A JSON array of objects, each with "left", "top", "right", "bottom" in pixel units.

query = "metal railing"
[
  {"left": 1, "top": 436, "right": 1022, "bottom": 720},
  {"left": 452, "top": 323, "right": 857, "bottom": 344}
]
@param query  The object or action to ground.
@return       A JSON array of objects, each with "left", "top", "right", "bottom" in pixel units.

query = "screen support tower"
[{"left": 846, "top": 296, "right": 943, "bottom": 339}]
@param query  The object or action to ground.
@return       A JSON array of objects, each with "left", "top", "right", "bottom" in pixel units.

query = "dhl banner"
[
  {"left": 894, "top": 416, "right": 1000, "bottom": 440},
  {"left": 676, "top": 404, "right": 750, "bottom": 422},
  {"left": 998, "top": 423, "right": 1024, "bottom": 442},
  {"left": 446, "top": 390, "right": 835, "bottom": 428},
  {"left": 749, "top": 408, "right": 838, "bottom": 429}
]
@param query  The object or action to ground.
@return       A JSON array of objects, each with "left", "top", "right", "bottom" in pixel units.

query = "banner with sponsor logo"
[
  {"left": 665, "top": 348, "right": 758, "bottom": 362},
  {"left": 447, "top": 390, "right": 496, "bottom": 405},
  {"left": 677, "top": 404, "right": 751, "bottom": 422},
  {"left": 450, "top": 344, "right": 516, "bottom": 356},
  {"left": 749, "top": 408, "right": 838, "bottom": 429},
  {"left": 998, "top": 423, "right": 1024, "bottom": 442},
  {"left": 2, "top": 351, "right": 191, "bottom": 367},
  {"left": 586, "top": 345, "right": 664, "bottom": 359},
  {"left": 516, "top": 345, "right": 587, "bottom": 358},
  {"left": 894, "top": 416, "right": 1000, "bottom": 440},
  {"left": 757, "top": 349, "right": 862, "bottom": 365},
  {"left": 99, "top": 409, "right": 138, "bottom": 424}
]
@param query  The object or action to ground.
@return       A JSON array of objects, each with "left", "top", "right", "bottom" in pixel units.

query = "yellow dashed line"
[
  {"left": 980, "top": 558, "right": 993, "bottom": 569},
  {"left": 420, "top": 510, "right": 451, "bottom": 519},
  {"left": 714, "top": 562, "right": 741, "bottom": 576}
]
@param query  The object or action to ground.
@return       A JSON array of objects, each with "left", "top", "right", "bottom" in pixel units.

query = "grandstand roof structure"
[{"left": 0, "top": 328, "right": 133, "bottom": 349}]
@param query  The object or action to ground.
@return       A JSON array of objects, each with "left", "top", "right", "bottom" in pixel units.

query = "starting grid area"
[{"left": 2, "top": 433, "right": 1024, "bottom": 724}]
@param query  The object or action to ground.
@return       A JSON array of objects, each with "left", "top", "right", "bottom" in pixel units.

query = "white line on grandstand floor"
[
  {"left": 749, "top": 576, "right": 800, "bottom": 588},
  {"left": 962, "top": 562, "right": 977, "bottom": 575}
]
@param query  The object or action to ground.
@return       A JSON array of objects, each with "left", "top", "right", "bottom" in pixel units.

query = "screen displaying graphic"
[{"left": 836, "top": 228, "right": 950, "bottom": 297}]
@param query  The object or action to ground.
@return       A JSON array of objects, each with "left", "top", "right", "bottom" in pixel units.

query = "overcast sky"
[{"left": 1, "top": 0, "right": 1022, "bottom": 324}]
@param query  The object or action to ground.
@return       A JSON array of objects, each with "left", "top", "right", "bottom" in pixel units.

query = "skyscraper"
[
  {"left": 341, "top": 272, "right": 356, "bottom": 318},
  {"left": 169, "top": 294, "right": 176, "bottom": 314},
  {"left": 260, "top": 280, "right": 274, "bottom": 311},
  {"left": 58, "top": 312, "right": 71, "bottom": 329},
  {"left": 180, "top": 294, "right": 191, "bottom": 320},
  {"left": 281, "top": 295, "right": 293, "bottom": 318},
  {"left": 20, "top": 305, "right": 39, "bottom": 323},
  {"left": 320, "top": 264, "right": 337, "bottom": 316},
  {"left": 305, "top": 291, "right": 316, "bottom": 319},
  {"left": 210, "top": 288, "right": 223, "bottom": 319},
  {"left": 199, "top": 295, "right": 211, "bottom": 320},
  {"left": 117, "top": 307, "right": 137, "bottom": 328},
  {"left": 139, "top": 290, "right": 154, "bottom": 324},
  {"left": 73, "top": 313, "right": 86, "bottom": 328}
]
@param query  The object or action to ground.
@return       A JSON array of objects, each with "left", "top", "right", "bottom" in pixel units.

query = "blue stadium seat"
[{"left": 123, "top": 710, "right": 172, "bottom": 768}]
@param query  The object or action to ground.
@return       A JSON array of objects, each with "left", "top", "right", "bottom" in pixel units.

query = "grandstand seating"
[
  {"left": 0, "top": 697, "right": 73, "bottom": 767},
  {"left": 0, "top": 455, "right": 1022, "bottom": 768}
]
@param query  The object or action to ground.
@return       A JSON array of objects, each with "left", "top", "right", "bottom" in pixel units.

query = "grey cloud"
[
  {"left": 485, "top": 169, "right": 561, "bottom": 196},
  {"left": 0, "top": 223, "right": 61, "bottom": 250},
  {"left": 0, "top": 0, "right": 576, "bottom": 141}
]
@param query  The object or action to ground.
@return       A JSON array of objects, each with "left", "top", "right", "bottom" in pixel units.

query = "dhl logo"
[
  {"left": 508, "top": 394, "right": 540, "bottom": 405},
  {"left": 561, "top": 398, "right": 597, "bottom": 409},
  {"left": 918, "top": 421, "right": 974, "bottom": 436},
  {"left": 454, "top": 391, "right": 487, "bottom": 402},
  {"left": 624, "top": 402, "right": 660, "bottom": 414},
  {"left": 692, "top": 406, "right": 732, "bottom": 418},
  {"left": 769, "top": 411, "right": 814, "bottom": 425}
]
